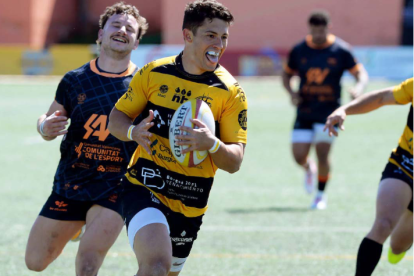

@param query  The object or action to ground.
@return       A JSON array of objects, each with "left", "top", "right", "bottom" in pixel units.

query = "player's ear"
[
  {"left": 183, "top": 29, "right": 193, "bottom": 43},
  {"left": 97, "top": 29, "right": 103, "bottom": 44},
  {"left": 133, "top": 39, "right": 140, "bottom": 50}
]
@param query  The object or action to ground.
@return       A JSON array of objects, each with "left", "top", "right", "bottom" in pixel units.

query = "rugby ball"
[{"left": 169, "top": 99, "right": 215, "bottom": 167}]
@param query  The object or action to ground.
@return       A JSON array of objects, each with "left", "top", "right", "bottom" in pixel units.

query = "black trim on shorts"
[
  {"left": 120, "top": 177, "right": 203, "bottom": 258},
  {"left": 381, "top": 162, "right": 413, "bottom": 212},
  {"left": 39, "top": 190, "right": 122, "bottom": 221}
]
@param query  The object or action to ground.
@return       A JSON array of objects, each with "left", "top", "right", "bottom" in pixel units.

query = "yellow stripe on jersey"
[
  {"left": 116, "top": 53, "right": 248, "bottom": 217},
  {"left": 389, "top": 78, "right": 413, "bottom": 178}
]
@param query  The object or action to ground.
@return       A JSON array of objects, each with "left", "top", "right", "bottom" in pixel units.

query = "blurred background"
[
  {"left": 0, "top": 0, "right": 412, "bottom": 79},
  {"left": 0, "top": 1, "right": 413, "bottom": 275}
]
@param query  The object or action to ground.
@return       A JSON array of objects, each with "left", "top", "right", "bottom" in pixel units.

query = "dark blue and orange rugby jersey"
[
  {"left": 115, "top": 53, "right": 248, "bottom": 217},
  {"left": 285, "top": 34, "right": 360, "bottom": 122},
  {"left": 389, "top": 78, "right": 413, "bottom": 179},
  {"left": 54, "top": 59, "right": 139, "bottom": 201}
]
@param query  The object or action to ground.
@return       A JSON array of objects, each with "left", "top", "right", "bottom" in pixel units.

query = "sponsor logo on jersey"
[
  {"left": 238, "top": 109, "right": 247, "bottom": 130},
  {"left": 158, "top": 85, "right": 169, "bottom": 98},
  {"left": 196, "top": 94, "right": 213, "bottom": 107},
  {"left": 172, "top": 87, "right": 191, "bottom": 104},
  {"left": 77, "top": 93, "right": 86, "bottom": 104}
]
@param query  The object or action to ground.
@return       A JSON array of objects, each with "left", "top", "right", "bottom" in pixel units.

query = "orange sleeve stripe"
[
  {"left": 284, "top": 64, "right": 297, "bottom": 75},
  {"left": 348, "top": 63, "right": 361, "bottom": 74}
]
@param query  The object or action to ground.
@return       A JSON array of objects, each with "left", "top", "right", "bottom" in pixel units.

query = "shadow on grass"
[{"left": 227, "top": 206, "right": 310, "bottom": 214}]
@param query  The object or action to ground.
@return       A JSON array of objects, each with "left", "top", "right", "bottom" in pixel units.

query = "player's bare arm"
[
  {"left": 324, "top": 87, "right": 397, "bottom": 136},
  {"left": 176, "top": 118, "right": 245, "bottom": 173},
  {"left": 348, "top": 64, "right": 369, "bottom": 99},
  {"left": 282, "top": 71, "right": 300, "bottom": 106},
  {"left": 108, "top": 107, "right": 154, "bottom": 154},
  {"left": 37, "top": 100, "right": 69, "bottom": 141}
]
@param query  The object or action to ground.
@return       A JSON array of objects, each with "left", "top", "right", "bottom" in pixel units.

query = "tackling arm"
[{"left": 324, "top": 87, "right": 397, "bottom": 136}]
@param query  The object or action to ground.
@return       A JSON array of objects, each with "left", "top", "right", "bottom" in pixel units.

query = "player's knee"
[
  {"left": 293, "top": 155, "right": 307, "bottom": 166},
  {"left": 77, "top": 252, "right": 101, "bottom": 276},
  {"left": 25, "top": 255, "right": 49, "bottom": 272},
  {"left": 139, "top": 256, "right": 171, "bottom": 276},
  {"left": 374, "top": 217, "right": 395, "bottom": 236}
]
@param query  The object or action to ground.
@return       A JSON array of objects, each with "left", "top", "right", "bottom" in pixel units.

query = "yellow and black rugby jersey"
[
  {"left": 389, "top": 78, "right": 413, "bottom": 179},
  {"left": 54, "top": 59, "right": 139, "bottom": 201},
  {"left": 115, "top": 53, "right": 248, "bottom": 217},
  {"left": 285, "top": 34, "right": 360, "bottom": 122}
]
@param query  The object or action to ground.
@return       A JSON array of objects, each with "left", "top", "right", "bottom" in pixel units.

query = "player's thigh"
[
  {"left": 77, "top": 204, "right": 124, "bottom": 255},
  {"left": 375, "top": 178, "right": 412, "bottom": 225},
  {"left": 291, "top": 117, "right": 313, "bottom": 161},
  {"left": 292, "top": 143, "right": 312, "bottom": 163},
  {"left": 26, "top": 216, "right": 84, "bottom": 261},
  {"left": 26, "top": 191, "right": 87, "bottom": 263},
  {"left": 122, "top": 181, "right": 172, "bottom": 266},
  {"left": 167, "top": 211, "right": 203, "bottom": 274}
]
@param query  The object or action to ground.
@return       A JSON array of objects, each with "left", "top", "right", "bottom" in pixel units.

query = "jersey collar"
[
  {"left": 306, "top": 34, "right": 336, "bottom": 49},
  {"left": 90, "top": 58, "right": 137, "bottom": 78},
  {"left": 174, "top": 52, "right": 220, "bottom": 80}
]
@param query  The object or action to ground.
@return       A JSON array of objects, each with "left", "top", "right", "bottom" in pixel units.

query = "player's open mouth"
[
  {"left": 111, "top": 36, "right": 128, "bottom": 43},
  {"left": 205, "top": 51, "right": 219, "bottom": 64}
]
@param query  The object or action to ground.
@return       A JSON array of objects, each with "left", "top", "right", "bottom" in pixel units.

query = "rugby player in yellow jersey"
[
  {"left": 325, "top": 78, "right": 413, "bottom": 276},
  {"left": 25, "top": 3, "right": 148, "bottom": 275},
  {"left": 108, "top": 1, "right": 247, "bottom": 275}
]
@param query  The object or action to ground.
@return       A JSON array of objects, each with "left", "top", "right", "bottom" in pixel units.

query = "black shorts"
[
  {"left": 121, "top": 178, "right": 203, "bottom": 258},
  {"left": 39, "top": 190, "right": 122, "bottom": 221},
  {"left": 381, "top": 162, "right": 413, "bottom": 212}
]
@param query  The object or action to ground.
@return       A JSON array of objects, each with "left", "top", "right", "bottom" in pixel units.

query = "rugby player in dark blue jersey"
[
  {"left": 283, "top": 10, "right": 368, "bottom": 209},
  {"left": 25, "top": 2, "right": 147, "bottom": 275}
]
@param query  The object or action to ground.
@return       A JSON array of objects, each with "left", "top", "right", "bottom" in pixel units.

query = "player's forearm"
[
  {"left": 282, "top": 72, "right": 295, "bottom": 94},
  {"left": 353, "top": 66, "right": 369, "bottom": 93},
  {"left": 210, "top": 143, "right": 244, "bottom": 173},
  {"left": 108, "top": 107, "right": 134, "bottom": 142},
  {"left": 37, "top": 115, "right": 56, "bottom": 141},
  {"left": 343, "top": 88, "right": 395, "bottom": 115}
]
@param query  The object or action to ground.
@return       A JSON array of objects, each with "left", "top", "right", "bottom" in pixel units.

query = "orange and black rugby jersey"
[
  {"left": 285, "top": 34, "right": 360, "bottom": 122},
  {"left": 54, "top": 59, "right": 139, "bottom": 201},
  {"left": 389, "top": 78, "right": 413, "bottom": 179},
  {"left": 115, "top": 53, "right": 248, "bottom": 217}
]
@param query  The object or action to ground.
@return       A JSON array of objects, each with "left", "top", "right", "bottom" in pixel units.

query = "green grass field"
[{"left": 0, "top": 77, "right": 412, "bottom": 275}]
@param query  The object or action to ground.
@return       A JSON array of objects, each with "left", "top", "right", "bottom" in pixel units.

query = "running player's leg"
[
  {"left": 292, "top": 117, "right": 317, "bottom": 193},
  {"left": 355, "top": 178, "right": 411, "bottom": 276},
  {"left": 25, "top": 192, "right": 85, "bottom": 271},
  {"left": 75, "top": 203, "right": 124, "bottom": 276},
  {"left": 134, "top": 222, "right": 172, "bottom": 276},
  {"left": 311, "top": 123, "right": 336, "bottom": 209},
  {"left": 390, "top": 209, "right": 413, "bottom": 255}
]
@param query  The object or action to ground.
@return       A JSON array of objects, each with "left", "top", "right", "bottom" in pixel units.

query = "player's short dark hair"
[
  {"left": 99, "top": 1, "right": 148, "bottom": 40},
  {"left": 308, "top": 10, "right": 330, "bottom": 26},
  {"left": 182, "top": 0, "right": 234, "bottom": 35}
]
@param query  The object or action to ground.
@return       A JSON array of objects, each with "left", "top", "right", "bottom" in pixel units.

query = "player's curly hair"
[
  {"left": 99, "top": 1, "right": 148, "bottom": 40},
  {"left": 182, "top": 0, "right": 234, "bottom": 35},
  {"left": 308, "top": 10, "right": 330, "bottom": 26}
]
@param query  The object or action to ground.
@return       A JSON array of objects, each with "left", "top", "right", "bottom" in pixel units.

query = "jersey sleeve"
[
  {"left": 55, "top": 75, "right": 73, "bottom": 116},
  {"left": 219, "top": 84, "right": 248, "bottom": 144},
  {"left": 284, "top": 47, "right": 298, "bottom": 75},
  {"left": 115, "top": 64, "right": 151, "bottom": 120},
  {"left": 342, "top": 48, "right": 359, "bottom": 74},
  {"left": 393, "top": 78, "right": 413, "bottom": 105}
]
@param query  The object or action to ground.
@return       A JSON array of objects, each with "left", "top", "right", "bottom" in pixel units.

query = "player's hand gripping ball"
[{"left": 169, "top": 99, "right": 215, "bottom": 167}]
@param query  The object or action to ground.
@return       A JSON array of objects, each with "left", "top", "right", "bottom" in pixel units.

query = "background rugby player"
[
  {"left": 325, "top": 78, "right": 413, "bottom": 276},
  {"left": 283, "top": 10, "right": 368, "bottom": 209},
  {"left": 108, "top": 1, "right": 247, "bottom": 275},
  {"left": 25, "top": 2, "right": 147, "bottom": 275}
]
